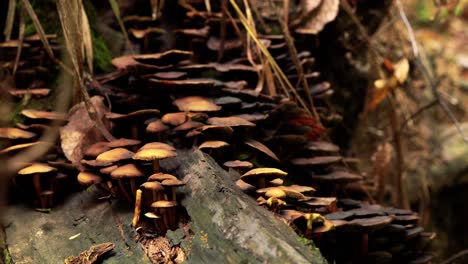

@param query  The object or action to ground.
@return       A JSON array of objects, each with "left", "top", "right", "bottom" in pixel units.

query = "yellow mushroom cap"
[
  {"left": 265, "top": 188, "right": 287, "bottom": 199},
  {"left": 96, "top": 148, "right": 135, "bottom": 163},
  {"left": 148, "top": 173, "right": 178, "bottom": 182},
  {"left": 151, "top": 200, "right": 177, "bottom": 208},
  {"left": 173, "top": 96, "right": 221, "bottom": 112},
  {"left": 139, "top": 142, "right": 176, "bottom": 152},
  {"left": 77, "top": 172, "right": 103, "bottom": 186},
  {"left": 18, "top": 163, "right": 56, "bottom": 175},
  {"left": 133, "top": 148, "right": 176, "bottom": 161},
  {"left": 110, "top": 164, "right": 144, "bottom": 179}
]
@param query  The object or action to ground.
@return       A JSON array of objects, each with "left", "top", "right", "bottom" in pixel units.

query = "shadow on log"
[{"left": 171, "top": 150, "right": 327, "bottom": 263}]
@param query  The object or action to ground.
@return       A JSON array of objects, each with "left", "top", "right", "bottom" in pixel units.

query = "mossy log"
[{"left": 170, "top": 150, "right": 327, "bottom": 264}]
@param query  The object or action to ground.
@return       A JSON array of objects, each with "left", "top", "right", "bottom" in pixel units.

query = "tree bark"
[{"left": 170, "top": 150, "right": 327, "bottom": 264}]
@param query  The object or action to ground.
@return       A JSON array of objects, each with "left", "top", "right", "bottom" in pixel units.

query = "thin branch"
[
  {"left": 441, "top": 248, "right": 468, "bottom": 264},
  {"left": 400, "top": 100, "right": 438, "bottom": 131}
]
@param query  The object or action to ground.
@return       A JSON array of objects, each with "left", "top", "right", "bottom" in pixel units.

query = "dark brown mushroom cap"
[
  {"left": 173, "top": 96, "right": 221, "bottom": 112},
  {"left": 0, "top": 127, "right": 36, "bottom": 139},
  {"left": 161, "top": 112, "right": 187, "bottom": 126},
  {"left": 84, "top": 142, "right": 111, "bottom": 158},
  {"left": 110, "top": 164, "right": 144, "bottom": 179},
  {"left": 197, "top": 125, "right": 233, "bottom": 137},
  {"left": 290, "top": 156, "right": 342, "bottom": 166},
  {"left": 234, "top": 113, "right": 268, "bottom": 122},
  {"left": 198, "top": 140, "right": 230, "bottom": 150},
  {"left": 312, "top": 171, "right": 363, "bottom": 184},
  {"left": 223, "top": 160, "right": 253, "bottom": 170},
  {"left": 308, "top": 141, "right": 340, "bottom": 152},
  {"left": 140, "top": 181, "right": 165, "bottom": 191},
  {"left": 18, "top": 163, "right": 56, "bottom": 175},
  {"left": 107, "top": 138, "right": 141, "bottom": 148},
  {"left": 161, "top": 179, "right": 186, "bottom": 187},
  {"left": 80, "top": 159, "right": 113, "bottom": 168},
  {"left": 139, "top": 142, "right": 176, "bottom": 151},
  {"left": 96, "top": 148, "right": 135, "bottom": 163},
  {"left": 151, "top": 200, "right": 177, "bottom": 209},
  {"left": 21, "top": 109, "right": 67, "bottom": 121},
  {"left": 173, "top": 121, "right": 205, "bottom": 132},
  {"left": 245, "top": 139, "right": 280, "bottom": 162},
  {"left": 77, "top": 172, "right": 103, "bottom": 186},
  {"left": 241, "top": 168, "right": 288, "bottom": 186},
  {"left": 133, "top": 148, "right": 177, "bottom": 161},
  {"left": 146, "top": 120, "right": 169, "bottom": 134},
  {"left": 148, "top": 173, "right": 178, "bottom": 182},
  {"left": 206, "top": 116, "right": 255, "bottom": 127},
  {"left": 302, "top": 197, "right": 337, "bottom": 207},
  {"left": 280, "top": 209, "right": 305, "bottom": 223},
  {"left": 345, "top": 215, "right": 395, "bottom": 232},
  {"left": 105, "top": 109, "right": 160, "bottom": 121}
]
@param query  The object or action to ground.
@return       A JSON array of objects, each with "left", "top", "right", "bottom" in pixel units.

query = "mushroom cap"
[
  {"left": 8, "top": 88, "right": 51, "bottom": 98},
  {"left": 346, "top": 215, "right": 395, "bottom": 232},
  {"left": 197, "top": 125, "right": 233, "bottom": 136},
  {"left": 148, "top": 173, "right": 178, "bottom": 182},
  {"left": 234, "top": 113, "right": 268, "bottom": 122},
  {"left": 0, "top": 142, "right": 51, "bottom": 154},
  {"left": 161, "top": 112, "right": 187, "bottom": 126},
  {"left": 241, "top": 168, "right": 288, "bottom": 187},
  {"left": 110, "top": 164, "right": 144, "bottom": 179},
  {"left": 291, "top": 156, "right": 342, "bottom": 166},
  {"left": 303, "top": 197, "right": 337, "bottom": 207},
  {"left": 84, "top": 142, "right": 111, "bottom": 158},
  {"left": 173, "top": 121, "right": 204, "bottom": 132},
  {"left": 308, "top": 141, "right": 340, "bottom": 152},
  {"left": 105, "top": 109, "right": 160, "bottom": 121},
  {"left": 80, "top": 159, "right": 113, "bottom": 168},
  {"left": 0, "top": 127, "right": 36, "bottom": 139},
  {"left": 133, "top": 148, "right": 177, "bottom": 161},
  {"left": 96, "top": 148, "right": 135, "bottom": 163},
  {"left": 144, "top": 212, "right": 161, "bottom": 219},
  {"left": 280, "top": 209, "right": 305, "bottom": 223},
  {"left": 312, "top": 171, "right": 363, "bottom": 184},
  {"left": 77, "top": 172, "right": 103, "bottom": 186},
  {"left": 139, "top": 142, "right": 176, "bottom": 151},
  {"left": 265, "top": 188, "right": 287, "bottom": 199},
  {"left": 161, "top": 179, "right": 186, "bottom": 187},
  {"left": 21, "top": 109, "right": 67, "bottom": 121},
  {"left": 245, "top": 139, "right": 280, "bottom": 162},
  {"left": 282, "top": 185, "right": 316, "bottom": 194},
  {"left": 173, "top": 96, "right": 221, "bottom": 112},
  {"left": 223, "top": 160, "right": 253, "bottom": 169},
  {"left": 257, "top": 186, "right": 306, "bottom": 200},
  {"left": 198, "top": 140, "right": 230, "bottom": 150},
  {"left": 107, "top": 138, "right": 141, "bottom": 148},
  {"left": 146, "top": 120, "right": 169, "bottom": 134},
  {"left": 206, "top": 116, "right": 255, "bottom": 127},
  {"left": 100, "top": 165, "right": 119, "bottom": 174},
  {"left": 140, "top": 181, "right": 165, "bottom": 191},
  {"left": 151, "top": 200, "right": 177, "bottom": 208},
  {"left": 18, "top": 163, "right": 56, "bottom": 175}
]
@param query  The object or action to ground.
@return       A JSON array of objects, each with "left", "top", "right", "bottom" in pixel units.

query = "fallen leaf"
[{"left": 296, "top": 0, "right": 339, "bottom": 34}]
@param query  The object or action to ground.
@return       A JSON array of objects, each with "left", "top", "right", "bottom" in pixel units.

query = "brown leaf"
[
  {"left": 295, "top": 0, "right": 339, "bottom": 34},
  {"left": 60, "top": 96, "right": 111, "bottom": 170}
]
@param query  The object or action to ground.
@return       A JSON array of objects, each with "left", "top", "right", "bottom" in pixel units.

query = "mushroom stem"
[
  {"left": 118, "top": 179, "right": 133, "bottom": 202},
  {"left": 158, "top": 208, "right": 168, "bottom": 234},
  {"left": 152, "top": 160, "right": 160, "bottom": 173},
  {"left": 171, "top": 187, "right": 177, "bottom": 202},
  {"left": 360, "top": 233, "right": 369, "bottom": 257},
  {"left": 169, "top": 207, "right": 176, "bottom": 230},
  {"left": 131, "top": 125, "right": 139, "bottom": 139},
  {"left": 130, "top": 179, "right": 137, "bottom": 197},
  {"left": 33, "top": 173, "right": 45, "bottom": 208},
  {"left": 258, "top": 177, "right": 266, "bottom": 189},
  {"left": 132, "top": 189, "right": 142, "bottom": 228}
]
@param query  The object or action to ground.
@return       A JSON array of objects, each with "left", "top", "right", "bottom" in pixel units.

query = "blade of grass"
[
  {"left": 4, "top": 0, "right": 16, "bottom": 41},
  {"left": 13, "top": 4, "right": 26, "bottom": 76},
  {"left": 81, "top": 8, "right": 94, "bottom": 74},
  {"left": 229, "top": 0, "right": 311, "bottom": 113},
  {"left": 108, "top": 0, "right": 133, "bottom": 54},
  {"left": 21, "top": 0, "right": 56, "bottom": 60}
]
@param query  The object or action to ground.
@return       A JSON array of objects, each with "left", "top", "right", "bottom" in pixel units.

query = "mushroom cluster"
[{"left": 1, "top": 108, "right": 71, "bottom": 210}]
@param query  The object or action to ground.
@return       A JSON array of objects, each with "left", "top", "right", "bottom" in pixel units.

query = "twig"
[
  {"left": 218, "top": 0, "right": 227, "bottom": 61},
  {"left": 395, "top": 0, "right": 468, "bottom": 144},
  {"left": 441, "top": 248, "right": 468, "bottom": 264},
  {"left": 400, "top": 100, "right": 438, "bottom": 131}
]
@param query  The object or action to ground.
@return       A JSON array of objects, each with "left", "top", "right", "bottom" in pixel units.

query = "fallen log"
[{"left": 170, "top": 150, "right": 327, "bottom": 263}]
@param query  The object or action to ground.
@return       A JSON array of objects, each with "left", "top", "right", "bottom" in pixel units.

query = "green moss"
[{"left": 92, "top": 35, "right": 114, "bottom": 73}]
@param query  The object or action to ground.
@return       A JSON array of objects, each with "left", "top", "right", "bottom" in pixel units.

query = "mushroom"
[
  {"left": 161, "top": 112, "right": 188, "bottom": 126},
  {"left": 0, "top": 127, "right": 37, "bottom": 140},
  {"left": 206, "top": 116, "right": 255, "bottom": 127},
  {"left": 146, "top": 119, "right": 169, "bottom": 141},
  {"left": 21, "top": 109, "right": 67, "bottom": 124},
  {"left": 18, "top": 163, "right": 57, "bottom": 209},
  {"left": 133, "top": 148, "right": 177, "bottom": 173},
  {"left": 173, "top": 96, "right": 221, "bottom": 112},
  {"left": 110, "top": 163, "right": 145, "bottom": 201},
  {"left": 83, "top": 142, "right": 111, "bottom": 159},
  {"left": 241, "top": 168, "right": 288, "bottom": 189},
  {"left": 96, "top": 148, "right": 135, "bottom": 163},
  {"left": 223, "top": 160, "right": 253, "bottom": 174},
  {"left": 148, "top": 173, "right": 178, "bottom": 182},
  {"left": 140, "top": 181, "right": 167, "bottom": 207},
  {"left": 106, "top": 109, "right": 160, "bottom": 139},
  {"left": 198, "top": 140, "right": 229, "bottom": 156},
  {"left": 290, "top": 156, "right": 342, "bottom": 167},
  {"left": 161, "top": 179, "right": 186, "bottom": 201},
  {"left": 144, "top": 212, "right": 163, "bottom": 232},
  {"left": 139, "top": 142, "right": 176, "bottom": 152},
  {"left": 107, "top": 138, "right": 141, "bottom": 149},
  {"left": 151, "top": 200, "right": 177, "bottom": 233}
]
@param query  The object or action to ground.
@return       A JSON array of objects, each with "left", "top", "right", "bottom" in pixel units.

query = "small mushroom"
[
  {"left": 161, "top": 179, "right": 186, "bottom": 201},
  {"left": 151, "top": 200, "right": 177, "bottom": 233},
  {"left": 96, "top": 148, "right": 135, "bottom": 163},
  {"left": 132, "top": 189, "right": 143, "bottom": 227},
  {"left": 133, "top": 148, "right": 177, "bottom": 173},
  {"left": 18, "top": 163, "right": 57, "bottom": 209},
  {"left": 148, "top": 173, "right": 179, "bottom": 182},
  {"left": 110, "top": 163, "right": 145, "bottom": 201},
  {"left": 241, "top": 168, "right": 288, "bottom": 189},
  {"left": 223, "top": 160, "right": 253, "bottom": 174}
]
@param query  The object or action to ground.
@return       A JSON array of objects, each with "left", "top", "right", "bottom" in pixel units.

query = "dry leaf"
[
  {"left": 296, "top": 0, "right": 339, "bottom": 34},
  {"left": 60, "top": 96, "right": 110, "bottom": 170}
]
